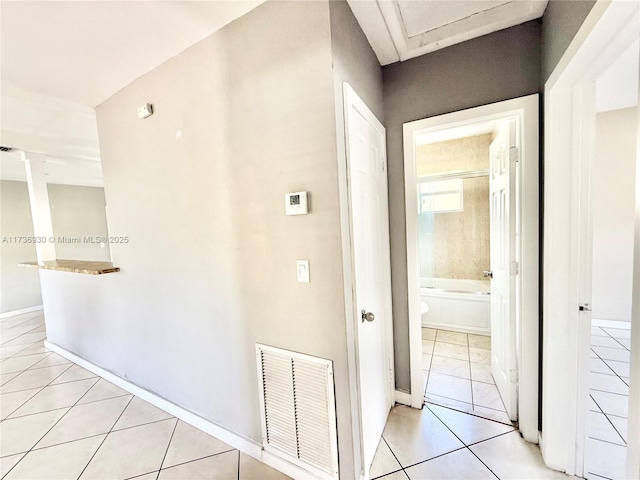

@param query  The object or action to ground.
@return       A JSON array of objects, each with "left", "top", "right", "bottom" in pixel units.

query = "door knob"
[
  {"left": 361, "top": 310, "right": 375, "bottom": 323},
  {"left": 482, "top": 271, "right": 493, "bottom": 279}
]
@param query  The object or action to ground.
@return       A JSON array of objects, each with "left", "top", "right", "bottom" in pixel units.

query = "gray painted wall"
[
  {"left": 383, "top": 21, "right": 542, "bottom": 391},
  {"left": 42, "top": 2, "right": 361, "bottom": 477},
  {"left": 48, "top": 184, "right": 111, "bottom": 262},
  {"left": 541, "top": 0, "right": 596, "bottom": 83},
  {"left": 0, "top": 180, "right": 42, "bottom": 313}
]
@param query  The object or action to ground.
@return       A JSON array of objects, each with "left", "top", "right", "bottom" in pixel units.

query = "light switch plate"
[{"left": 297, "top": 260, "right": 310, "bottom": 283}]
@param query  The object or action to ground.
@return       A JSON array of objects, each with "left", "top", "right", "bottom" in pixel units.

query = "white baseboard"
[
  {"left": 44, "top": 341, "right": 323, "bottom": 480},
  {"left": 395, "top": 390, "right": 412, "bottom": 406},
  {"left": 0, "top": 305, "right": 43, "bottom": 319},
  {"left": 592, "top": 319, "right": 632, "bottom": 329}
]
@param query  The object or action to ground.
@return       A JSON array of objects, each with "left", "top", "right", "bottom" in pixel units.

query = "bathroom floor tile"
[
  {"left": 608, "top": 415, "right": 628, "bottom": 443},
  {"left": 433, "top": 342, "right": 469, "bottom": 361},
  {"left": 468, "top": 334, "right": 491, "bottom": 349},
  {"left": 426, "top": 372, "right": 473, "bottom": 404},
  {"left": 590, "top": 357, "right": 615, "bottom": 375},
  {"left": 422, "top": 339, "right": 434, "bottom": 353},
  {"left": 421, "top": 328, "right": 436, "bottom": 341},
  {"left": 601, "top": 327, "right": 631, "bottom": 340},
  {"left": 29, "top": 352, "right": 72, "bottom": 369},
  {"left": 469, "top": 347, "right": 491, "bottom": 365},
  {"left": 421, "top": 353, "right": 432, "bottom": 370},
  {"left": 435, "top": 330, "right": 468, "bottom": 346},
  {"left": 1, "top": 332, "right": 46, "bottom": 347},
  {"left": 586, "top": 411, "right": 625, "bottom": 445},
  {"left": 425, "top": 393, "right": 474, "bottom": 413},
  {"left": 470, "top": 363, "right": 494, "bottom": 384},
  {"left": 0, "top": 453, "right": 25, "bottom": 478},
  {"left": 590, "top": 335, "right": 625, "bottom": 349},
  {"left": 430, "top": 355, "right": 471, "bottom": 380},
  {"left": 472, "top": 382, "right": 505, "bottom": 411}
]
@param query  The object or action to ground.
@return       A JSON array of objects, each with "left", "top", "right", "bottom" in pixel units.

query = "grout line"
[
  {"left": 586, "top": 472, "right": 614, "bottom": 480},
  {"left": 590, "top": 388, "right": 628, "bottom": 397},
  {"left": 156, "top": 416, "right": 179, "bottom": 478},
  {"left": 467, "top": 341, "right": 475, "bottom": 410},
  {"left": 587, "top": 436, "right": 626, "bottom": 447},
  {"left": 397, "top": 446, "right": 467, "bottom": 472},
  {"left": 425, "top": 398, "right": 512, "bottom": 426},
  {"left": 589, "top": 394, "right": 627, "bottom": 445},
  {"left": 0, "top": 371, "right": 98, "bottom": 479},
  {"left": 76, "top": 394, "right": 136, "bottom": 480},
  {"left": 157, "top": 449, "right": 237, "bottom": 474},
  {"left": 237, "top": 448, "right": 240, "bottom": 480},
  {"left": 1, "top": 363, "right": 75, "bottom": 419},
  {"left": 590, "top": 349, "right": 628, "bottom": 383}
]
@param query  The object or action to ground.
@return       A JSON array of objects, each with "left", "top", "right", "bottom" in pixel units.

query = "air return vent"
[{"left": 256, "top": 344, "right": 339, "bottom": 480}]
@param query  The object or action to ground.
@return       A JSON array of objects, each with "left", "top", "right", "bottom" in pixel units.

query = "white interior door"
[
  {"left": 344, "top": 84, "right": 393, "bottom": 473},
  {"left": 489, "top": 119, "right": 518, "bottom": 420}
]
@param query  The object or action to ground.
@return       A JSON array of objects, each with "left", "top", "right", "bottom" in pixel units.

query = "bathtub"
[{"left": 420, "top": 278, "right": 491, "bottom": 335}]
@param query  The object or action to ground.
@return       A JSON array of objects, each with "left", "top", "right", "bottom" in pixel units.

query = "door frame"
[
  {"left": 340, "top": 83, "right": 395, "bottom": 479},
  {"left": 541, "top": 0, "right": 640, "bottom": 476},
  {"left": 402, "top": 95, "right": 540, "bottom": 441}
]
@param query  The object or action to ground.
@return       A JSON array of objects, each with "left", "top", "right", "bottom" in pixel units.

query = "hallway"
[{"left": 2, "top": 310, "right": 573, "bottom": 479}]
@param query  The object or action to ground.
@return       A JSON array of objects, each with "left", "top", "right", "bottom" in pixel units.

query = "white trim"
[
  {"left": 403, "top": 95, "right": 540, "bottom": 439},
  {"left": 394, "top": 390, "right": 412, "bottom": 406},
  {"left": 0, "top": 305, "right": 43, "bottom": 319},
  {"left": 541, "top": 0, "right": 640, "bottom": 475},
  {"left": 44, "top": 341, "right": 324, "bottom": 480}
]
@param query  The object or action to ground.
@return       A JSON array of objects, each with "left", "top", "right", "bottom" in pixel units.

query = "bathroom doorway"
[
  {"left": 403, "top": 95, "right": 540, "bottom": 441},
  {"left": 417, "top": 122, "right": 507, "bottom": 423}
]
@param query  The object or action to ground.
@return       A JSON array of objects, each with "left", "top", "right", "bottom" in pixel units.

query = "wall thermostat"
[{"left": 285, "top": 191, "right": 308, "bottom": 215}]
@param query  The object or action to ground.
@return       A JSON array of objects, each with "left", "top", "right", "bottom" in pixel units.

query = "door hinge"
[
  {"left": 510, "top": 261, "right": 519, "bottom": 276},
  {"left": 509, "top": 146, "right": 519, "bottom": 163},
  {"left": 579, "top": 303, "right": 592, "bottom": 312}
]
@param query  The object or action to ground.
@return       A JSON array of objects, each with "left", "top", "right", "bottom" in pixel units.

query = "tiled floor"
[
  {"left": 586, "top": 321, "right": 632, "bottom": 480},
  {"left": 421, "top": 328, "right": 510, "bottom": 424},
  {"left": 370, "top": 403, "right": 571, "bottom": 479},
  {"left": 0, "top": 310, "right": 289, "bottom": 480}
]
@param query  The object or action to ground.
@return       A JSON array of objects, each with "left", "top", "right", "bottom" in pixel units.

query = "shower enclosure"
[{"left": 417, "top": 135, "right": 492, "bottom": 334}]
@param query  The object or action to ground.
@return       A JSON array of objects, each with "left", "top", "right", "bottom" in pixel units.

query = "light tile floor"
[
  {"left": 421, "top": 328, "right": 510, "bottom": 424},
  {"left": 586, "top": 321, "right": 631, "bottom": 480},
  {"left": 370, "top": 403, "right": 572, "bottom": 479},
  {"left": 0, "top": 311, "right": 290, "bottom": 480}
]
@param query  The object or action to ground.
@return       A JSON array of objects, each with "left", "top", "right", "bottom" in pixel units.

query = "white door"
[
  {"left": 489, "top": 119, "right": 518, "bottom": 420},
  {"left": 344, "top": 84, "right": 393, "bottom": 473}
]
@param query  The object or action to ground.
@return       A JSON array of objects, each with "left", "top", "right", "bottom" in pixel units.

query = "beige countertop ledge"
[{"left": 20, "top": 259, "right": 120, "bottom": 275}]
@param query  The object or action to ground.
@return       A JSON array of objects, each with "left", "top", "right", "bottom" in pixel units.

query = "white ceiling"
[
  {"left": 0, "top": 0, "right": 265, "bottom": 186},
  {"left": 347, "top": 0, "right": 549, "bottom": 65}
]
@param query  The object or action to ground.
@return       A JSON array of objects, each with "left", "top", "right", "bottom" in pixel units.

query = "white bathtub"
[{"left": 420, "top": 278, "right": 491, "bottom": 335}]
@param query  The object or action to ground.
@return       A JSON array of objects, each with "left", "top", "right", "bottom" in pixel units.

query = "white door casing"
[
  {"left": 489, "top": 120, "right": 518, "bottom": 421},
  {"left": 403, "top": 95, "right": 539, "bottom": 441},
  {"left": 343, "top": 83, "right": 394, "bottom": 476}
]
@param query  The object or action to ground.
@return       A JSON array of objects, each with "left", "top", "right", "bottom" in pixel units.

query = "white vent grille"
[{"left": 256, "top": 344, "right": 339, "bottom": 479}]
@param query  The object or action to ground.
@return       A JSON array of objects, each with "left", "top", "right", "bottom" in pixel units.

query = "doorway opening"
[
  {"left": 403, "top": 95, "right": 539, "bottom": 442},
  {"left": 416, "top": 122, "right": 506, "bottom": 423}
]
